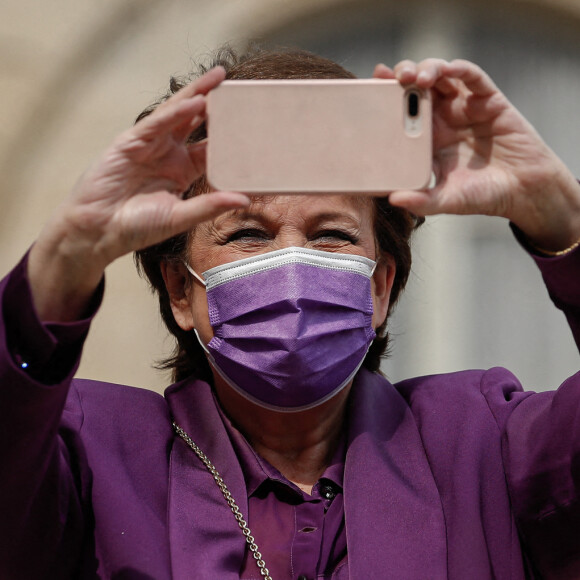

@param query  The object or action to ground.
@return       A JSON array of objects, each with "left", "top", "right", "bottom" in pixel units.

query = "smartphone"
[{"left": 206, "top": 79, "right": 432, "bottom": 194}]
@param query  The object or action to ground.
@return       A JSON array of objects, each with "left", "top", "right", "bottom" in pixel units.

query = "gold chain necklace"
[{"left": 173, "top": 422, "right": 274, "bottom": 580}]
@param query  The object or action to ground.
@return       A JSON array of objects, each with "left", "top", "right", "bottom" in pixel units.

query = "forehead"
[{"left": 215, "top": 194, "right": 375, "bottom": 225}]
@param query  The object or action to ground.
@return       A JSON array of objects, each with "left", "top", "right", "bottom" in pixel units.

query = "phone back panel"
[{"left": 207, "top": 79, "right": 431, "bottom": 193}]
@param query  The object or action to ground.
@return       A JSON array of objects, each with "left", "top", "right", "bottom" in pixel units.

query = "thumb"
[
  {"left": 167, "top": 191, "right": 250, "bottom": 235},
  {"left": 387, "top": 189, "right": 438, "bottom": 216}
]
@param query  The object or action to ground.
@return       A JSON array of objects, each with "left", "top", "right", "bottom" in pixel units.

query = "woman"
[{"left": 1, "top": 46, "right": 579, "bottom": 579}]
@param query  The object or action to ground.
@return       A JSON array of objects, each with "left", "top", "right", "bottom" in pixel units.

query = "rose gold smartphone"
[{"left": 206, "top": 79, "right": 432, "bottom": 194}]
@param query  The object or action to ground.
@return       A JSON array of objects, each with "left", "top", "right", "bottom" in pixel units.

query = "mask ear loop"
[
  {"left": 183, "top": 262, "right": 211, "bottom": 354},
  {"left": 193, "top": 328, "right": 210, "bottom": 354},
  {"left": 184, "top": 262, "right": 207, "bottom": 286}
]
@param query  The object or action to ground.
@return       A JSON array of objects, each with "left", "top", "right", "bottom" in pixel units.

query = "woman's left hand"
[{"left": 374, "top": 59, "right": 580, "bottom": 252}]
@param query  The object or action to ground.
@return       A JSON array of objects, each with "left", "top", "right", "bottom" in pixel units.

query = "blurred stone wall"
[{"left": 1, "top": 0, "right": 579, "bottom": 393}]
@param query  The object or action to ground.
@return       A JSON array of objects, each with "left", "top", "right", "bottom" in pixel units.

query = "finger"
[
  {"left": 134, "top": 95, "right": 206, "bottom": 141},
  {"left": 168, "top": 66, "right": 227, "bottom": 103},
  {"left": 137, "top": 68, "right": 226, "bottom": 142},
  {"left": 387, "top": 189, "right": 439, "bottom": 216},
  {"left": 393, "top": 60, "right": 419, "bottom": 84},
  {"left": 431, "top": 76, "right": 461, "bottom": 97},
  {"left": 134, "top": 66, "right": 224, "bottom": 138},
  {"left": 414, "top": 59, "right": 452, "bottom": 88},
  {"left": 394, "top": 58, "right": 452, "bottom": 86},
  {"left": 445, "top": 59, "right": 499, "bottom": 97},
  {"left": 373, "top": 63, "right": 395, "bottom": 79},
  {"left": 393, "top": 58, "right": 497, "bottom": 98},
  {"left": 168, "top": 191, "right": 250, "bottom": 233}
]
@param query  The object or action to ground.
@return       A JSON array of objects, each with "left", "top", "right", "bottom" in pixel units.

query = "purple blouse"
[
  {"left": 1, "top": 241, "right": 580, "bottom": 579},
  {"left": 219, "top": 403, "right": 347, "bottom": 579}
]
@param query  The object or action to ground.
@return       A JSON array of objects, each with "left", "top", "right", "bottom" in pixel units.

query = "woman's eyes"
[
  {"left": 224, "top": 228, "right": 358, "bottom": 244},
  {"left": 313, "top": 230, "right": 359, "bottom": 244},
  {"left": 225, "top": 228, "right": 269, "bottom": 243}
]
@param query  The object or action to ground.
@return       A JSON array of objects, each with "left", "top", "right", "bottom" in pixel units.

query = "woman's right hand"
[{"left": 27, "top": 66, "right": 249, "bottom": 322}]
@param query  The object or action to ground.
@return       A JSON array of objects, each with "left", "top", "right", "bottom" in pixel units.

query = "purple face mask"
[{"left": 187, "top": 247, "right": 376, "bottom": 412}]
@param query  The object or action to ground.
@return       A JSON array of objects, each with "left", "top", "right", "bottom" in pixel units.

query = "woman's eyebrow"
[
  {"left": 212, "top": 208, "right": 363, "bottom": 229},
  {"left": 307, "top": 212, "right": 362, "bottom": 227},
  {"left": 212, "top": 210, "right": 271, "bottom": 228}
]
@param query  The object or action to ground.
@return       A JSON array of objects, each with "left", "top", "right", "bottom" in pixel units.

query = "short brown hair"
[{"left": 135, "top": 45, "right": 423, "bottom": 383}]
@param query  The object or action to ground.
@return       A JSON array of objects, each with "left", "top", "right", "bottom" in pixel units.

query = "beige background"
[{"left": 1, "top": 0, "right": 579, "bottom": 393}]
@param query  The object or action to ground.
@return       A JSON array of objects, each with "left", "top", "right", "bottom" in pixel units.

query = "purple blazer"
[{"left": 1, "top": 244, "right": 580, "bottom": 579}]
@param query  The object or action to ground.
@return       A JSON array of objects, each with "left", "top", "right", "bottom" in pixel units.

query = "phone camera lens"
[{"left": 407, "top": 91, "right": 420, "bottom": 118}]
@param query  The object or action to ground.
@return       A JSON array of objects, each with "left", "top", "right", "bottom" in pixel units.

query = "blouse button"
[{"left": 321, "top": 484, "right": 336, "bottom": 500}]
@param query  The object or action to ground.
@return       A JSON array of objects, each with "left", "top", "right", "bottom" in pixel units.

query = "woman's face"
[{"left": 164, "top": 194, "right": 395, "bottom": 345}]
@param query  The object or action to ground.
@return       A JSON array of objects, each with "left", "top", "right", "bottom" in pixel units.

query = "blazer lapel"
[
  {"left": 165, "top": 379, "right": 247, "bottom": 580},
  {"left": 344, "top": 370, "right": 447, "bottom": 579}
]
